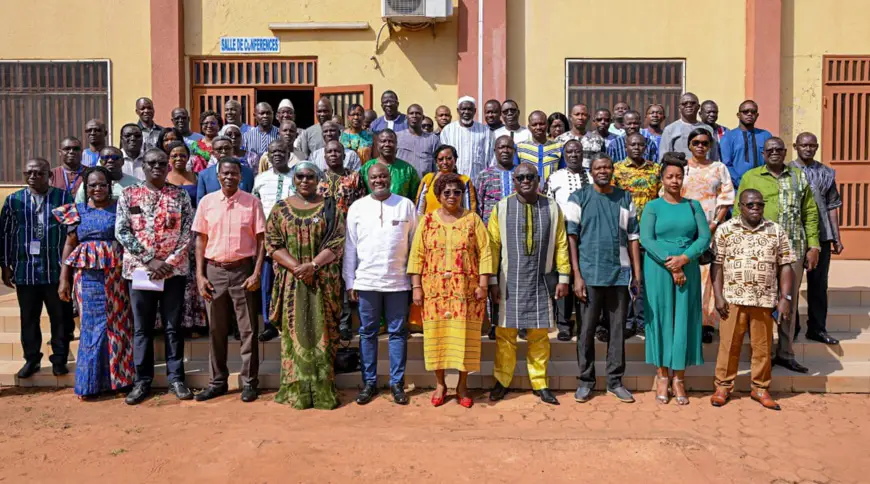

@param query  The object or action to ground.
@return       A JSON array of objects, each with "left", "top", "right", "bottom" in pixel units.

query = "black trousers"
[
  {"left": 577, "top": 286, "right": 629, "bottom": 390},
  {"left": 130, "top": 276, "right": 187, "bottom": 387},
  {"left": 16, "top": 283, "right": 74, "bottom": 365},
  {"left": 800, "top": 241, "right": 833, "bottom": 335},
  {"left": 556, "top": 280, "right": 581, "bottom": 335}
]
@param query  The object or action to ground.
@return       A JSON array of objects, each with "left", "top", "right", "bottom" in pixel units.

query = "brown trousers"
[
  {"left": 714, "top": 304, "right": 774, "bottom": 391},
  {"left": 206, "top": 259, "right": 259, "bottom": 388}
]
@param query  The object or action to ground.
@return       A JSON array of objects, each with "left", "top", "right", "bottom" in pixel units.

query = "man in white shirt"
[
  {"left": 439, "top": 96, "right": 495, "bottom": 181},
  {"left": 252, "top": 140, "right": 295, "bottom": 342},
  {"left": 119, "top": 124, "right": 146, "bottom": 180},
  {"left": 493, "top": 99, "right": 531, "bottom": 143},
  {"left": 344, "top": 163, "right": 417, "bottom": 406}
]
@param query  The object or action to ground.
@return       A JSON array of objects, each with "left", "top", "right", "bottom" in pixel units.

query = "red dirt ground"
[{"left": 0, "top": 387, "right": 867, "bottom": 483}]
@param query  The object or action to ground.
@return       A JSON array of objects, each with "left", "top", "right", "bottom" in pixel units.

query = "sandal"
[
  {"left": 672, "top": 377, "right": 689, "bottom": 405},
  {"left": 655, "top": 376, "right": 670, "bottom": 404}
]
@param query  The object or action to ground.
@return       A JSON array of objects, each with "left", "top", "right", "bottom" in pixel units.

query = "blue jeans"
[
  {"left": 260, "top": 258, "right": 274, "bottom": 330},
  {"left": 357, "top": 290, "right": 409, "bottom": 386}
]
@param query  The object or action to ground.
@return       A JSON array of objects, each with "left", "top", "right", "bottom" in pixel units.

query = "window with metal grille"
[
  {"left": 565, "top": 59, "right": 685, "bottom": 122},
  {"left": 0, "top": 60, "right": 110, "bottom": 184}
]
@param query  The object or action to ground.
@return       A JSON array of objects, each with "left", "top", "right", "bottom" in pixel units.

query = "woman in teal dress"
[{"left": 640, "top": 156, "right": 711, "bottom": 405}]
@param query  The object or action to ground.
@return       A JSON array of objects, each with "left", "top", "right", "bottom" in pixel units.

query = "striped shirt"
[
  {"left": 242, "top": 125, "right": 280, "bottom": 159},
  {"left": 789, "top": 159, "right": 842, "bottom": 242},
  {"left": 0, "top": 187, "right": 70, "bottom": 285},
  {"left": 640, "top": 128, "right": 663, "bottom": 155},
  {"left": 438, "top": 121, "right": 495, "bottom": 181},
  {"left": 138, "top": 121, "right": 163, "bottom": 152},
  {"left": 515, "top": 140, "right": 565, "bottom": 182},
  {"left": 474, "top": 165, "right": 515, "bottom": 225},
  {"left": 370, "top": 114, "right": 408, "bottom": 133},
  {"left": 606, "top": 133, "right": 659, "bottom": 165},
  {"left": 309, "top": 147, "right": 361, "bottom": 173},
  {"left": 558, "top": 131, "right": 618, "bottom": 170},
  {"left": 82, "top": 148, "right": 101, "bottom": 167},
  {"left": 396, "top": 130, "right": 440, "bottom": 176}
]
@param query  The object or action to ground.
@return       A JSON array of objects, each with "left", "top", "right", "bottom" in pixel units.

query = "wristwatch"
[
  {"left": 783, "top": 294, "right": 793, "bottom": 301},
  {"left": 311, "top": 261, "right": 320, "bottom": 271}
]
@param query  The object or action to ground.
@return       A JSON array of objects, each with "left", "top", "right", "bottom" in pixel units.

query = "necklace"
[{"left": 298, "top": 194, "right": 317, "bottom": 206}]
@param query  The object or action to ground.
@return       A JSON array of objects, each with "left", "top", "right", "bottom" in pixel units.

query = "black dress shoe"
[
  {"left": 52, "top": 362, "right": 69, "bottom": 376},
  {"left": 258, "top": 325, "right": 279, "bottom": 342},
  {"left": 635, "top": 325, "right": 645, "bottom": 337},
  {"left": 240, "top": 385, "right": 258, "bottom": 402},
  {"left": 339, "top": 326, "right": 353, "bottom": 342},
  {"left": 487, "top": 326, "right": 496, "bottom": 341},
  {"left": 169, "top": 381, "right": 194, "bottom": 400},
  {"left": 773, "top": 357, "right": 809, "bottom": 374},
  {"left": 702, "top": 326, "right": 714, "bottom": 344},
  {"left": 16, "top": 361, "right": 40, "bottom": 379},
  {"left": 557, "top": 330, "right": 572, "bottom": 342},
  {"left": 533, "top": 388, "right": 560, "bottom": 405},
  {"left": 489, "top": 382, "right": 508, "bottom": 401},
  {"left": 356, "top": 383, "right": 378, "bottom": 405},
  {"left": 806, "top": 331, "right": 840, "bottom": 345},
  {"left": 624, "top": 326, "right": 637, "bottom": 340},
  {"left": 125, "top": 384, "right": 150, "bottom": 405},
  {"left": 595, "top": 326, "right": 609, "bottom": 343},
  {"left": 390, "top": 383, "right": 409, "bottom": 405},
  {"left": 518, "top": 329, "right": 527, "bottom": 340},
  {"left": 194, "top": 385, "right": 228, "bottom": 402}
]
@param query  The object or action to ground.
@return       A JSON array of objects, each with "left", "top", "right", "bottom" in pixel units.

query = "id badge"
[{"left": 29, "top": 240, "right": 41, "bottom": 255}]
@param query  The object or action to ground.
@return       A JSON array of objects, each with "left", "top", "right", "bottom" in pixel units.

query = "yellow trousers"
[{"left": 493, "top": 327, "right": 550, "bottom": 391}]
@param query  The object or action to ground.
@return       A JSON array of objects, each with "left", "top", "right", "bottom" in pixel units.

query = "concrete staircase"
[{"left": 1, "top": 261, "right": 869, "bottom": 393}]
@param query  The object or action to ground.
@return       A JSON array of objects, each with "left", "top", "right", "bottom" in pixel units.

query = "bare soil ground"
[{"left": 1, "top": 387, "right": 867, "bottom": 483}]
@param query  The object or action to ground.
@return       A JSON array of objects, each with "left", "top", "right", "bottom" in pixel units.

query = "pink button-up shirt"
[{"left": 192, "top": 189, "right": 266, "bottom": 263}]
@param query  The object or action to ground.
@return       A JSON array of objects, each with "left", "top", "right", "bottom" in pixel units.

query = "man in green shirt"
[
  {"left": 360, "top": 129, "right": 420, "bottom": 199},
  {"left": 736, "top": 137, "right": 820, "bottom": 374}
]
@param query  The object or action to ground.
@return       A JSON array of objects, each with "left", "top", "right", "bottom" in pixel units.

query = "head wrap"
[
  {"left": 278, "top": 99, "right": 294, "bottom": 110},
  {"left": 218, "top": 124, "right": 242, "bottom": 136},
  {"left": 292, "top": 161, "right": 324, "bottom": 181},
  {"left": 457, "top": 96, "right": 476, "bottom": 108}
]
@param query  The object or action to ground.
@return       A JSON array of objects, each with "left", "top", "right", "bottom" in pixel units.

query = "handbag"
[
  {"left": 688, "top": 199, "right": 714, "bottom": 265},
  {"left": 334, "top": 340, "right": 361, "bottom": 374}
]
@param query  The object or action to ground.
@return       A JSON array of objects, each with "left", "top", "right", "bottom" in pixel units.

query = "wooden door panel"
[
  {"left": 191, "top": 87, "right": 255, "bottom": 129},
  {"left": 314, "top": 84, "right": 373, "bottom": 123}
]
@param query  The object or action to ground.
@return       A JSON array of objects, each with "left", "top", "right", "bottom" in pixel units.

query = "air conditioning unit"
[{"left": 382, "top": 0, "right": 454, "bottom": 22}]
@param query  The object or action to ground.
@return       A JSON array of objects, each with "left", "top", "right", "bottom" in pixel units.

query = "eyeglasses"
[
  {"left": 145, "top": 161, "right": 169, "bottom": 168},
  {"left": 295, "top": 173, "right": 316, "bottom": 181},
  {"left": 87, "top": 182, "right": 109, "bottom": 189},
  {"left": 765, "top": 147, "right": 787, "bottom": 153},
  {"left": 501, "top": 108, "right": 518, "bottom": 114},
  {"left": 514, "top": 174, "right": 537, "bottom": 182},
  {"left": 742, "top": 202, "right": 765, "bottom": 209},
  {"left": 61, "top": 146, "right": 82, "bottom": 152},
  {"left": 690, "top": 140, "right": 710, "bottom": 147},
  {"left": 100, "top": 155, "right": 122, "bottom": 162},
  {"left": 740, "top": 109, "right": 759, "bottom": 115},
  {"left": 680, "top": 101, "right": 698, "bottom": 107},
  {"left": 202, "top": 121, "right": 218, "bottom": 127},
  {"left": 441, "top": 189, "right": 463, "bottom": 197},
  {"left": 24, "top": 170, "right": 48, "bottom": 177}
]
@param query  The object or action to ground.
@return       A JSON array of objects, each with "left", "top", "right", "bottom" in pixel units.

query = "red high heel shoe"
[
  {"left": 431, "top": 389, "right": 446, "bottom": 407},
  {"left": 457, "top": 393, "right": 474, "bottom": 408}
]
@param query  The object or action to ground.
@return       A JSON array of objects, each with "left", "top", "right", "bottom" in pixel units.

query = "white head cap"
[
  {"left": 457, "top": 96, "right": 476, "bottom": 108},
  {"left": 278, "top": 99, "right": 294, "bottom": 110}
]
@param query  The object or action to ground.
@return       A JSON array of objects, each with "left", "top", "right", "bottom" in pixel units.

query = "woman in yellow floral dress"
[{"left": 408, "top": 173, "right": 492, "bottom": 408}]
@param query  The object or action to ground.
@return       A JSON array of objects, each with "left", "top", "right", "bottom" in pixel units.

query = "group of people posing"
[{"left": 0, "top": 89, "right": 843, "bottom": 412}]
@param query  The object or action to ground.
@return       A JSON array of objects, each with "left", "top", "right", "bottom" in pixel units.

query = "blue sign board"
[{"left": 220, "top": 37, "right": 280, "bottom": 54}]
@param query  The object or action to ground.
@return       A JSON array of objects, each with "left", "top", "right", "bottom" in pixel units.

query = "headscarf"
[
  {"left": 292, "top": 161, "right": 324, "bottom": 181},
  {"left": 457, "top": 96, "right": 476, "bottom": 108},
  {"left": 218, "top": 124, "right": 242, "bottom": 137},
  {"left": 278, "top": 99, "right": 294, "bottom": 110}
]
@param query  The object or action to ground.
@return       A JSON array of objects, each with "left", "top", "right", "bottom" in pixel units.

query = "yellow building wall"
[
  {"left": 781, "top": 0, "right": 870, "bottom": 147},
  {"left": 507, "top": 0, "right": 746, "bottom": 123},
  {"left": 0, "top": 0, "right": 152, "bottom": 150},
  {"left": 183, "top": 0, "right": 458, "bottom": 118}
]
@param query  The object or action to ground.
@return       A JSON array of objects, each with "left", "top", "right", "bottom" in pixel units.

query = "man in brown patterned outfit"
[{"left": 710, "top": 189, "right": 795, "bottom": 410}]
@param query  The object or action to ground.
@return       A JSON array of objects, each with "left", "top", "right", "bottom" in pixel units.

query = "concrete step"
[
  {"left": 2, "top": 359, "right": 868, "bottom": 394},
  {"left": 4, "top": 329, "right": 870, "bottom": 364}
]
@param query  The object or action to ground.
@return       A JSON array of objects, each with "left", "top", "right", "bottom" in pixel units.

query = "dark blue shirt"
[
  {"left": 0, "top": 187, "right": 71, "bottom": 285},
  {"left": 720, "top": 127, "right": 773, "bottom": 188},
  {"left": 196, "top": 162, "right": 255, "bottom": 205},
  {"left": 370, "top": 114, "right": 408, "bottom": 133}
]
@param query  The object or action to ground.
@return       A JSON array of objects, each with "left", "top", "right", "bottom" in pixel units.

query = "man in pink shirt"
[{"left": 192, "top": 157, "right": 266, "bottom": 403}]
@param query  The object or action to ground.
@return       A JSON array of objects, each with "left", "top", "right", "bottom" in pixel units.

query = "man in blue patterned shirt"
[{"left": 0, "top": 158, "right": 74, "bottom": 379}]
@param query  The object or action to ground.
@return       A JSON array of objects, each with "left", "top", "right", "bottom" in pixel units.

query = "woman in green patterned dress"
[{"left": 266, "top": 162, "right": 346, "bottom": 410}]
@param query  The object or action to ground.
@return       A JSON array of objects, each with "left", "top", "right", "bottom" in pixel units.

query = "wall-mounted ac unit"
[{"left": 382, "top": 0, "right": 454, "bottom": 22}]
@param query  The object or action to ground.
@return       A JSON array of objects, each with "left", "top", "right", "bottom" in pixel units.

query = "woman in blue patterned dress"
[{"left": 55, "top": 166, "right": 134, "bottom": 399}]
